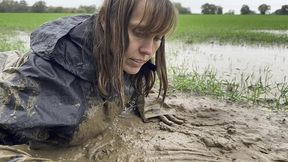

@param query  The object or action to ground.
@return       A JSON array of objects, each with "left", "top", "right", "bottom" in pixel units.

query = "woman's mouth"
[{"left": 129, "top": 58, "right": 146, "bottom": 67}]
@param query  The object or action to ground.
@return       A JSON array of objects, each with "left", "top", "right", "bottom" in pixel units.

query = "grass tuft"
[{"left": 170, "top": 66, "right": 288, "bottom": 110}]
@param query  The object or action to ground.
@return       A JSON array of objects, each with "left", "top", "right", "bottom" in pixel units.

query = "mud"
[{"left": 11, "top": 92, "right": 288, "bottom": 162}]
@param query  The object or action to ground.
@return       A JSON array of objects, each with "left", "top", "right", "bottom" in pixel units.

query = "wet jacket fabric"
[{"left": 0, "top": 15, "right": 119, "bottom": 146}]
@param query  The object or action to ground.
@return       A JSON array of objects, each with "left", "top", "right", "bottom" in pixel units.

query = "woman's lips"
[{"left": 129, "top": 58, "right": 146, "bottom": 67}]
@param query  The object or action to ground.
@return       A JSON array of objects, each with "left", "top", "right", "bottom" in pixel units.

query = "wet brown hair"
[{"left": 93, "top": 0, "right": 177, "bottom": 105}]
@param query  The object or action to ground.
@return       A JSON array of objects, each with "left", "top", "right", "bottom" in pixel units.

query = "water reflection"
[{"left": 166, "top": 41, "right": 288, "bottom": 84}]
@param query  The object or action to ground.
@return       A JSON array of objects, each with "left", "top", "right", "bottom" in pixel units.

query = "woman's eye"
[
  {"left": 154, "top": 36, "right": 162, "bottom": 41},
  {"left": 133, "top": 30, "right": 146, "bottom": 38}
]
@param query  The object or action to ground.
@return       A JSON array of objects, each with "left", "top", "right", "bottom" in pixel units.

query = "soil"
[{"left": 11, "top": 93, "right": 288, "bottom": 162}]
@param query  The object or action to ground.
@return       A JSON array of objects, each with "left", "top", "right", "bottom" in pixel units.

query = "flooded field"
[
  {"left": 3, "top": 30, "right": 288, "bottom": 106},
  {"left": 166, "top": 41, "right": 288, "bottom": 84},
  {"left": 10, "top": 31, "right": 288, "bottom": 85}
]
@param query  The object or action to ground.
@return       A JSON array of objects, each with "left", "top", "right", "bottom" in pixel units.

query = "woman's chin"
[{"left": 123, "top": 66, "right": 141, "bottom": 75}]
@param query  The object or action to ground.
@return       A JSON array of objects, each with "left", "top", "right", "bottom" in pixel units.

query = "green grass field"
[
  {"left": 0, "top": 13, "right": 76, "bottom": 31},
  {"left": 1, "top": 13, "right": 288, "bottom": 46},
  {"left": 175, "top": 14, "right": 288, "bottom": 45}
]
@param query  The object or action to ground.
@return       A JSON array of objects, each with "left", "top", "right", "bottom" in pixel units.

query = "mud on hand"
[{"left": 139, "top": 97, "right": 186, "bottom": 125}]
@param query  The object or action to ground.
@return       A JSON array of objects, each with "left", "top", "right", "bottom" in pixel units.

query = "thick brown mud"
[{"left": 11, "top": 93, "right": 288, "bottom": 162}]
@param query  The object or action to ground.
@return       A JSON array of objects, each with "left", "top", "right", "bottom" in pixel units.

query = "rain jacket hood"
[{"left": 30, "top": 14, "right": 96, "bottom": 82}]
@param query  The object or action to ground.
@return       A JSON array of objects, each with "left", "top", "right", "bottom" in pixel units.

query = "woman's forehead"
[
  {"left": 127, "top": 0, "right": 176, "bottom": 36},
  {"left": 129, "top": 0, "right": 147, "bottom": 25}
]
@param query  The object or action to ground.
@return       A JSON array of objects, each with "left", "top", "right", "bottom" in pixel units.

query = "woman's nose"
[{"left": 139, "top": 39, "right": 154, "bottom": 56}]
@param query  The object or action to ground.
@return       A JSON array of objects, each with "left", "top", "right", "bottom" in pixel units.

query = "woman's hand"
[{"left": 136, "top": 93, "right": 186, "bottom": 125}]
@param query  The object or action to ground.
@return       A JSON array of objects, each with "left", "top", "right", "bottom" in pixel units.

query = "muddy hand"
[{"left": 159, "top": 114, "right": 185, "bottom": 126}]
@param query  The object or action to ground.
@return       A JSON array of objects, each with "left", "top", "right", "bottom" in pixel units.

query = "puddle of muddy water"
[{"left": 166, "top": 41, "right": 288, "bottom": 85}]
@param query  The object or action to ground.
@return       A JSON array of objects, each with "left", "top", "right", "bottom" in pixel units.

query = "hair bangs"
[{"left": 136, "top": 0, "right": 177, "bottom": 36}]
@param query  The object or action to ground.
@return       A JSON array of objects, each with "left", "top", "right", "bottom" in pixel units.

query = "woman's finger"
[
  {"left": 159, "top": 115, "right": 173, "bottom": 126},
  {"left": 165, "top": 115, "right": 184, "bottom": 125},
  {"left": 173, "top": 115, "right": 186, "bottom": 121}
]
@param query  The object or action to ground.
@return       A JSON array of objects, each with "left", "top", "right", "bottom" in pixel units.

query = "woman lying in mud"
[{"left": 0, "top": 0, "right": 184, "bottom": 151}]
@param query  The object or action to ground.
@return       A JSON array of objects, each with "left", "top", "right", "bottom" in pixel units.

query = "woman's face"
[{"left": 123, "top": 0, "right": 163, "bottom": 74}]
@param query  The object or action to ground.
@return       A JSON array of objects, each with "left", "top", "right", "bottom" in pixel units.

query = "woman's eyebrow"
[{"left": 129, "top": 22, "right": 146, "bottom": 29}]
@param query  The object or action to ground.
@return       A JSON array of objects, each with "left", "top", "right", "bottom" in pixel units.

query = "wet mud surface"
[{"left": 12, "top": 93, "right": 288, "bottom": 162}]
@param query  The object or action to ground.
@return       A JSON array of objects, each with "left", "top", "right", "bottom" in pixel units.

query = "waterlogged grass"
[
  {"left": 0, "top": 29, "right": 27, "bottom": 52},
  {"left": 170, "top": 67, "right": 288, "bottom": 111},
  {"left": 175, "top": 15, "right": 288, "bottom": 46}
]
